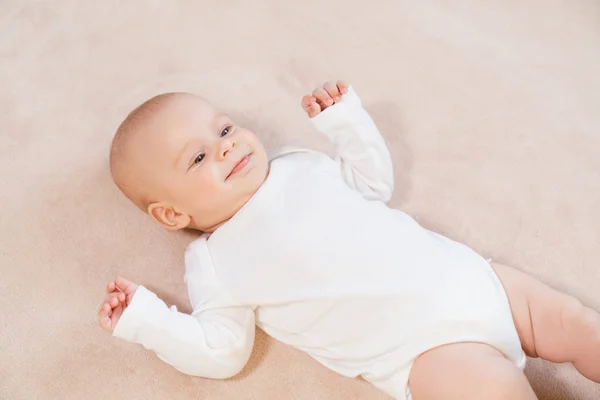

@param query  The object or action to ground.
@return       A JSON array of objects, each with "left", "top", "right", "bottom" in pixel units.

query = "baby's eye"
[
  {"left": 193, "top": 153, "right": 205, "bottom": 165},
  {"left": 220, "top": 126, "right": 232, "bottom": 137}
]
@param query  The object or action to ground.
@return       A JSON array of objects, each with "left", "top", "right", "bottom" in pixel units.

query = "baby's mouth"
[{"left": 226, "top": 153, "right": 251, "bottom": 180}]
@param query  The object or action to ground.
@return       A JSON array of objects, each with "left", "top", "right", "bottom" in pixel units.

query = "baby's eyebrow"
[{"left": 213, "top": 112, "right": 230, "bottom": 128}]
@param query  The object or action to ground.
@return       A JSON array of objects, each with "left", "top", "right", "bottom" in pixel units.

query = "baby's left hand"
[{"left": 301, "top": 80, "right": 349, "bottom": 118}]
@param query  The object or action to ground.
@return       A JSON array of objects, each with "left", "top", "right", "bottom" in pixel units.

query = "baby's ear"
[{"left": 147, "top": 202, "right": 191, "bottom": 231}]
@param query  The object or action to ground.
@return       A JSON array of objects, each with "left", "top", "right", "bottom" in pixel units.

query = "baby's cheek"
[
  {"left": 190, "top": 170, "right": 223, "bottom": 205},
  {"left": 239, "top": 128, "right": 262, "bottom": 146},
  {"left": 183, "top": 166, "right": 229, "bottom": 211},
  {"left": 193, "top": 173, "right": 218, "bottom": 195}
]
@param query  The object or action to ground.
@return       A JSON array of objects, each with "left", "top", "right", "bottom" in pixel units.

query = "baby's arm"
[
  {"left": 302, "top": 81, "right": 394, "bottom": 202},
  {"left": 100, "top": 243, "right": 255, "bottom": 379}
]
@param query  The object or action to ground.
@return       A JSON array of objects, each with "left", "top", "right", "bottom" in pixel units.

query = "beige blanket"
[{"left": 1, "top": 1, "right": 599, "bottom": 398}]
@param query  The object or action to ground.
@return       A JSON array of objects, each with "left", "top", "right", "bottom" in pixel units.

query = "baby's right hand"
[{"left": 98, "top": 277, "right": 138, "bottom": 333}]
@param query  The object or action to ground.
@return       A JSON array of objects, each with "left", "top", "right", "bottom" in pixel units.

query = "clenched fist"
[{"left": 301, "top": 80, "right": 349, "bottom": 118}]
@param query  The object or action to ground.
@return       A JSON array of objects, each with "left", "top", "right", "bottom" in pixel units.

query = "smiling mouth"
[{"left": 226, "top": 154, "right": 251, "bottom": 180}]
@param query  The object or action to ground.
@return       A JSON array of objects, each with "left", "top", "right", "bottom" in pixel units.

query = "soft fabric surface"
[{"left": 1, "top": 1, "right": 599, "bottom": 399}]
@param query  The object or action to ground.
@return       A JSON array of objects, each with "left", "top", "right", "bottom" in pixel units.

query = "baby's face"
[{"left": 137, "top": 94, "right": 268, "bottom": 231}]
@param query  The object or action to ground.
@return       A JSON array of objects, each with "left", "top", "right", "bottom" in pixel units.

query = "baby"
[{"left": 99, "top": 80, "right": 600, "bottom": 399}]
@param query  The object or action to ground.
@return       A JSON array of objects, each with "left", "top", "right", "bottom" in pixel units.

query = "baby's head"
[{"left": 110, "top": 92, "right": 269, "bottom": 232}]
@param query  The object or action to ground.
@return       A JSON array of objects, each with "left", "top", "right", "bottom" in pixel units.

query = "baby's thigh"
[
  {"left": 490, "top": 262, "right": 538, "bottom": 355},
  {"left": 408, "top": 342, "right": 536, "bottom": 400},
  {"left": 491, "top": 262, "right": 597, "bottom": 362}
]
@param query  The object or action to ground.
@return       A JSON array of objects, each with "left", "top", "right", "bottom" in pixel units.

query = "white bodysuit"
[{"left": 113, "top": 87, "right": 525, "bottom": 399}]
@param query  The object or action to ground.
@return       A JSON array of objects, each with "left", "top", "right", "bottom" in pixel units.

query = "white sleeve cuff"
[
  {"left": 112, "top": 285, "right": 157, "bottom": 342},
  {"left": 310, "top": 85, "right": 361, "bottom": 135}
]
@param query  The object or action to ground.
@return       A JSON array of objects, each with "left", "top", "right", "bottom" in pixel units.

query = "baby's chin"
[{"left": 183, "top": 152, "right": 269, "bottom": 232}]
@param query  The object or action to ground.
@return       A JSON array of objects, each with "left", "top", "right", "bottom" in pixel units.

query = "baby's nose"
[{"left": 219, "top": 139, "right": 235, "bottom": 158}]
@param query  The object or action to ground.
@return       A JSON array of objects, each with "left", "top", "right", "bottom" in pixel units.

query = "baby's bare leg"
[
  {"left": 409, "top": 342, "right": 537, "bottom": 399},
  {"left": 493, "top": 262, "right": 600, "bottom": 382}
]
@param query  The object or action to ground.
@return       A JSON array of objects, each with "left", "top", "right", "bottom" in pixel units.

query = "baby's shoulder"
[
  {"left": 184, "top": 234, "right": 211, "bottom": 267},
  {"left": 269, "top": 146, "right": 332, "bottom": 165},
  {"left": 269, "top": 146, "right": 340, "bottom": 179}
]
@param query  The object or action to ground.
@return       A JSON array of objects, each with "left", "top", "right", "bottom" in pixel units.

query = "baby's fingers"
[
  {"left": 98, "top": 303, "right": 113, "bottom": 331},
  {"left": 308, "top": 102, "right": 321, "bottom": 118},
  {"left": 106, "top": 281, "right": 116, "bottom": 294},
  {"left": 323, "top": 81, "right": 342, "bottom": 103},
  {"left": 301, "top": 95, "right": 321, "bottom": 118},
  {"left": 101, "top": 292, "right": 126, "bottom": 314},
  {"left": 312, "top": 88, "right": 333, "bottom": 108},
  {"left": 115, "top": 276, "right": 138, "bottom": 296},
  {"left": 110, "top": 302, "right": 124, "bottom": 326},
  {"left": 98, "top": 292, "right": 126, "bottom": 332},
  {"left": 336, "top": 80, "right": 349, "bottom": 95},
  {"left": 301, "top": 95, "right": 315, "bottom": 111}
]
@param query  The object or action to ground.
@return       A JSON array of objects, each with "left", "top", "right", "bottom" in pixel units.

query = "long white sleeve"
[
  {"left": 113, "top": 239, "right": 255, "bottom": 379},
  {"left": 310, "top": 86, "right": 394, "bottom": 202}
]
